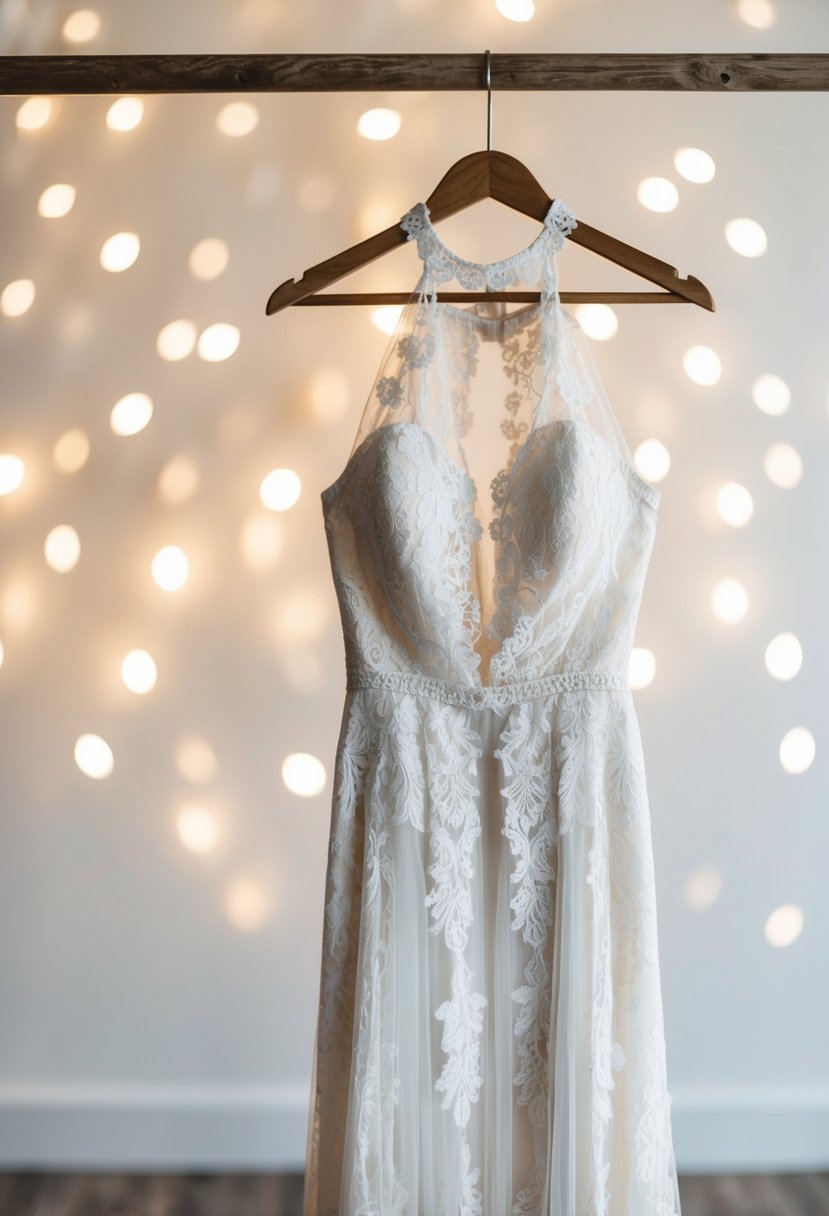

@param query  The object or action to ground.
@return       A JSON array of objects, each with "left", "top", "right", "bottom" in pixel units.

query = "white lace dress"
[{"left": 302, "top": 199, "right": 682, "bottom": 1216}]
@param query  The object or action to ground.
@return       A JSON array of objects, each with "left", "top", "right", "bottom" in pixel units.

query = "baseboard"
[{"left": 0, "top": 1081, "right": 827, "bottom": 1173}]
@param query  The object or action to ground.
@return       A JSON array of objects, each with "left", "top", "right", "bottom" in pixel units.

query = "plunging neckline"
[{"left": 320, "top": 418, "right": 660, "bottom": 689}]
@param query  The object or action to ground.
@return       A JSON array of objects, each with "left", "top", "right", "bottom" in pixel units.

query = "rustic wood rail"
[{"left": 1, "top": 52, "right": 829, "bottom": 94}]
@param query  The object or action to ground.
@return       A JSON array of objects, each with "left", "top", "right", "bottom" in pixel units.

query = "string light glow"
[
  {"left": 74, "top": 733, "right": 114, "bottom": 780},
  {"left": 751, "top": 373, "right": 790, "bottom": 416},
  {"left": 716, "top": 482, "right": 754, "bottom": 527},
  {"left": 282, "top": 752, "right": 327, "bottom": 797},
  {"left": 100, "top": 232, "right": 140, "bottom": 272},
  {"left": 197, "top": 323, "right": 240, "bottom": 362},
  {"left": 674, "top": 147, "right": 716, "bottom": 183},
  {"left": 16, "top": 97, "right": 52, "bottom": 131},
  {"left": 628, "top": 648, "right": 656, "bottom": 690},
  {"left": 106, "top": 97, "right": 144, "bottom": 131},
  {"left": 111, "top": 392, "right": 153, "bottom": 437},
  {"left": 1, "top": 279, "right": 35, "bottom": 317},
  {"left": 711, "top": 577, "right": 749, "bottom": 624},
  {"left": 763, "top": 442, "right": 802, "bottom": 489},
  {"left": 121, "top": 649, "right": 158, "bottom": 694},
  {"left": 357, "top": 108, "right": 402, "bottom": 141},
  {"left": 634, "top": 439, "right": 670, "bottom": 484},
  {"left": 176, "top": 804, "right": 220, "bottom": 853},
  {"left": 260, "top": 469, "right": 301, "bottom": 511},
  {"left": 683, "top": 345, "right": 722, "bottom": 386},
  {"left": 574, "top": 304, "right": 618, "bottom": 341},
  {"left": 44, "top": 525, "right": 81, "bottom": 573},
  {"left": 38, "top": 184, "right": 76, "bottom": 218},
  {"left": 779, "top": 727, "right": 815, "bottom": 775},
  {"left": 151, "top": 545, "right": 189, "bottom": 592},
  {"left": 725, "top": 217, "right": 768, "bottom": 257},
  {"left": 764, "top": 633, "right": 803, "bottom": 681},
  {"left": 764, "top": 904, "right": 803, "bottom": 948},
  {"left": 216, "top": 101, "right": 260, "bottom": 137},
  {"left": 0, "top": 455, "right": 25, "bottom": 495},
  {"left": 637, "top": 177, "right": 679, "bottom": 212}
]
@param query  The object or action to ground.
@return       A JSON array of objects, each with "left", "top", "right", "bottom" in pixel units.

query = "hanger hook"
[{"left": 484, "top": 49, "right": 492, "bottom": 152}]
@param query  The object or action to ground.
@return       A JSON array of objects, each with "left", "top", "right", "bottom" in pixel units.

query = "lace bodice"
[{"left": 320, "top": 198, "right": 660, "bottom": 696}]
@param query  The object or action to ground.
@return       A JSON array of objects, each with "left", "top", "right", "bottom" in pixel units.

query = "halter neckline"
[{"left": 399, "top": 198, "right": 577, "bottom": 282}]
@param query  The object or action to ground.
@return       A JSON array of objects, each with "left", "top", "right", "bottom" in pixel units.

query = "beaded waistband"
[{"left": 345, "top": 666, "right": 629, "bottom": 710}]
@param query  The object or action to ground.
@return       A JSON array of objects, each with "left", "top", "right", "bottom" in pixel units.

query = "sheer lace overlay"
[{"left": 303, "top": 200, "right": 680, "bottom": 1215}]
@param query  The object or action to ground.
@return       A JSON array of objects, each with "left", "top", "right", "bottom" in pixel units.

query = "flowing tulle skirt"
[{"left": 302, "top": 684, "right": 681, "bottom": 1216}]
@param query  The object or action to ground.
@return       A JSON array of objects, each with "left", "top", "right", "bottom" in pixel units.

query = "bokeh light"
[
  {"left": 725, "top": 217, "right": 768, "bottom": 257},
  {"left": 106, "top": 97, "right": 144, "bottom": 131},
  {"left": 764, "top": 632, "right": 803, "bottom": 681},
  {"left": 157, "top": 319, "right": 198, "bottom": 361},
  {"left": 151, "top": 545, "right": 189, "bottom": 592},
  {"left": 634, "top": 439, "right": 670, "bottom": 484},
  {"left": 225, "top": 875, "right": 271, "bottom": 931},
  {"left": 765, "top": 905, "right": 803, "bottom": 949},
  {"left": 189, "top": 238, "right": 230, "bottom": 281},
  {"left": 216, "top": 101, "right": 260, "bottom": 137},
  {"left": 38, "top": 184, "right": 76, "bottom": 218},
  {"left": 74, "top": 733, "right": 114, "bottom": 780},
  {"left": 495, "top": 0, "right": 535, "bottom": 21},
  {"left": 44, "top": 525, "right": 81, "bottom": 573},
  {"left": 779, "top": 727, "right": 815, "bottom": 775},
  {"left": 176, "top": 804, "right": 220, "bottom": 854},
  {"left": 282, "top": 752, "right": 327, "bottom": 797},
  {"left": 121, "top": 649, "right": 158, "bottom": 694},
  {"left": 197, "top": 323, "right": 240, "bottom": 362},
  {"left": 371, "top": 305, "right": 403, "bottom": 335},
  {"left": 175, "top": 736, "right": 218, "bottom": 785},
  {"left": 1, "top": 279, "right": 36, "bottom": 317},
  {"left": 357, "top": 108, "right": 402, "bottom": 141},
  {"left": 260, "top": 468, "right": 301, "bottom": 511},
  {"left": 674, "top": 147, "right": 716, "bottom": 183},
  {"left": 0, "top": 454, "right": 25, "bottom": 495},
  {"left": 751, "top": 373, "right": 790, "bottom": 416},
  {"left": 711, "top": 577, "right": 749, "bottom": 624},
  {"left": 738, "top": 0, "right": 776, "bottom": 30},
  {"left": 157, "top": 455, "right": 201, "bottom": 504},
  {"left": 100, "top": 232, "right": 140, "bottom": 272},
  {"left": 111, "top": 392, "right": 153, "bottom": 437},
  {"left": 16, "top": 97, "right": 52, "bottom": 131},
  {"left": 62, "top": 9, "right": 101, "bottom": 42},
  {"left": 684, "top": 865, "right": 723, "bottom": 912},
  {"left": 637, "top": 177, "right": 679, "bottom": 213},
  {"left": 716, "top": 482, "right": 754, "bottom": 527},
  {"left": 628, "top": 647, "right": 656, "bottom": 690},
  {"left": 763, "top": 442, "right": 802, "bottom": 489},
  {"left": 683, "top": 345, "right": 722, "bottom": 386},
  {"left": 574, "top": 303, "right": 618, "bottom": 341}
]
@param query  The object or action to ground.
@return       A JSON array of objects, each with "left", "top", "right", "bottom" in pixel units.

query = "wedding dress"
[{"left": 302, "top": 196, "right": 682, "bottom": 1216}]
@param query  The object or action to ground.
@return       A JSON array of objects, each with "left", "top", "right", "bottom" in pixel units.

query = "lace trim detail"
[
  {"left": 399, "top": 198, "right": 577, "bottom": 292},
  {"left": 346, "top": 666, "right": 628, "bottom": 709}
]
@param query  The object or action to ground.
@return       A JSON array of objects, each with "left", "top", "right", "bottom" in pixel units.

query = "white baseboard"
[
  {"left": 0, "top": 1082, "right": 827, "bottom": 1173},
  {"left": 669, "top": 1083, "right": 829, "bottom": 1174}
]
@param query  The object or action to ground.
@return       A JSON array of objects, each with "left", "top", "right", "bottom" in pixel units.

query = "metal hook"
[{"left": 484, "top": 49, "right": 492, "bottom": 151}]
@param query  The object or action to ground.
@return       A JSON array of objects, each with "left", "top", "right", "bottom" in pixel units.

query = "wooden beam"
[{"left": 1, "top": 52, "right": 829, "bottom": 95}]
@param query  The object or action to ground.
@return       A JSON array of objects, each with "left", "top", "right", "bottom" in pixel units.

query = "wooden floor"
[{"left": 0, "top": 1171, "right": 827, "bottom": 1215}]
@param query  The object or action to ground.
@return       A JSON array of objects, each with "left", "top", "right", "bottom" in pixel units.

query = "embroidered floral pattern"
[
  {"left": 376, "top": 375, "right": 405, "bottom": 408},
  {"left": 424, "top": 699, "right": 487, "bottom": 1214}
]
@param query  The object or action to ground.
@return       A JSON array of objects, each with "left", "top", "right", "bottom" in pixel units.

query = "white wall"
[{"left": 0, "top": 0, "right": 827, "bottom": 1173}]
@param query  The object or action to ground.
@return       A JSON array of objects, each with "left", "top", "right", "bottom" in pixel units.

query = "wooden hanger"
[{"left": 266, "top": 51, "right": 715, "bottom": 316}]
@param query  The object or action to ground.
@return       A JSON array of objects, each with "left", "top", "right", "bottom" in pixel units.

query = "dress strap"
[{"left": 399, "top": 198, "right": 577, "bottom": 293}]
